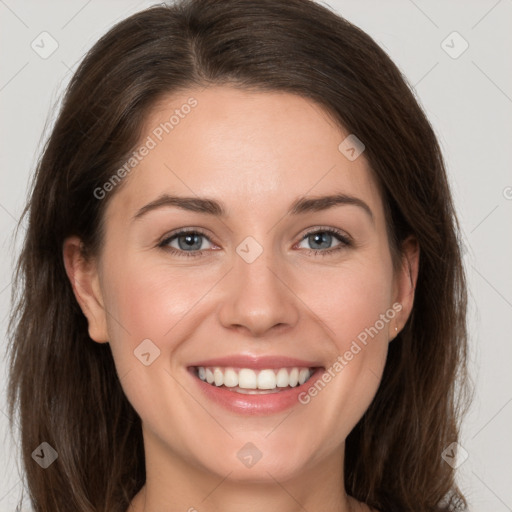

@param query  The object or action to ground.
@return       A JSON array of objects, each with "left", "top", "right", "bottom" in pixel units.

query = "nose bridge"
[{"left": 217, "top": 234, "right": 299, "bottom": 336}]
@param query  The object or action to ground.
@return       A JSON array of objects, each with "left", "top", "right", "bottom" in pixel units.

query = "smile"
[
  {"left": 187, "top": 355, "right": 324, "bottom": 414},
  {"left": 194, "top": 366, "right": 316, "bottom": 394}
]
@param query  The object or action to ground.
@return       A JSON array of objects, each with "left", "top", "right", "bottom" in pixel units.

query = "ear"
[
  {"left": 391, "top": 235, "right": 419, "bottom": 339},
  {"left": 62, "top": 236, "right": 109, "bottom": 343}
]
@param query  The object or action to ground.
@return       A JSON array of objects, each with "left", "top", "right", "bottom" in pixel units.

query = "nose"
[{"left": 217, "top": 244, "right": 300, "bottom": 338}]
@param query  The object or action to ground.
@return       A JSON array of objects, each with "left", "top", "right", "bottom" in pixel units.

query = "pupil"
[
  {"left": 311, "top": 232, "right": 330, "bottom": 249},
  {"left": 179, "top": 234, "right": 201, "bottom": 250}
]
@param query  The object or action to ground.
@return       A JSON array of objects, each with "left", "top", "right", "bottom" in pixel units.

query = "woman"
[{"left": 7, "top": 0, "right": 472, "bottom": 510}]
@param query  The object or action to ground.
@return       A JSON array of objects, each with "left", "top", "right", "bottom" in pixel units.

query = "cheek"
[
  {"left": 103, "top": 256, "right": 216, "bottom": 342},
  {"left": 330, "top": 268, "right": 393, "bottom": 383},
  {"left": 293, "top": 255, "right": 394, "bottom": 345},
  {"left": 99, "top": 258, "right": 217, "bottom": 424},
  {"left": 291, "top": 257, "right": 393, "bottom": 431},
  {"left": 99, "top": 254, "right": 233, "bottom": 394}
]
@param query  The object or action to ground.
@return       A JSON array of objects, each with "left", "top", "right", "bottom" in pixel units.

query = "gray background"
[{"left": 1, "top": 0, "right": 511, "bottom": 510}]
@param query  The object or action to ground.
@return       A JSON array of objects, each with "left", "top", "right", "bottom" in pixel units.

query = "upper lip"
[{"left": 188, "top": 354, "right": 323, "bottom": 370}]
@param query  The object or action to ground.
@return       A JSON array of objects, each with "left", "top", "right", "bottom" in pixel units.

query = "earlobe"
[{"left": 62, "top": 236, "right": 109, "bottom": 343}]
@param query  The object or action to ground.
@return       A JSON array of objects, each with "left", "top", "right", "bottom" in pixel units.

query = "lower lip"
[{"left": 188, "top": 367, "right": 325, "bottom": 415}]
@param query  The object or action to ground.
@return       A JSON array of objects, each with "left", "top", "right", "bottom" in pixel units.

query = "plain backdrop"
[{"left": 1, "top": 1, "right": 511, "bottom": 511}]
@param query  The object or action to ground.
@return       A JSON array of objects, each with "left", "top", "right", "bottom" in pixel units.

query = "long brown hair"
[{"left": 7, "top": 0, "right": 472, "bottom": 510}]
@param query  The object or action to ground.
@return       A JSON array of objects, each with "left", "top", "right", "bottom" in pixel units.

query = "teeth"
[
  {"left": 213, "top": 368, "right": 224, "bottom": 386},
  {"left": 223, "top": 368, "right": 238, "bottom": 387},
  {"left": 195, "top": 366, "right": 315, "bottom": 391},
  {"left": 239, "top": 369, "right": 257, "bottom": 389},
  {"left": 257, "top": 369, "right": 276, "bottom": 389},
  {"left": 276, "top": 368, "right": 289, "bottom": 387},
  {"left": 288, "top": 368, "right": 299, "bottom": 387},
  {"left": 298, "top": 368, "right": 310, "bottom": 385}
]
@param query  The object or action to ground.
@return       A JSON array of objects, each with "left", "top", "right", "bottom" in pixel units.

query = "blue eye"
[
  {"left": 297, "top": 228, "right": 351, "bottom": 256},
  {"left": 158, "top": 229, "right": 213, "bottom": 257},
  {"left": 158, "top": 227, "right": 351, "bottom": 258}
]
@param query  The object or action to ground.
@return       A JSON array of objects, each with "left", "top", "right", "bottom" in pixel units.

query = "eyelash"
[{"left": 158, "top": 227, "right": 352, "bottom": 258}]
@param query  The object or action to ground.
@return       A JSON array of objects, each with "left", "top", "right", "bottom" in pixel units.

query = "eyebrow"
[{"left": 132, "top": 193, "right": 374, "bottom": 223}]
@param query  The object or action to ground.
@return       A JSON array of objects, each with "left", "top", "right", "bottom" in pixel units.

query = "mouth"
[
  {"left": 192, "top": 366, "right": 319, "bottom": 394},
  {"left": 186, "top": 356, "right": 325, "bottom": 415}
]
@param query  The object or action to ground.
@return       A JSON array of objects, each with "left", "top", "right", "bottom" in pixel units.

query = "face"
[{"left": 65, "top": 85, "right": 417, "bottom": 488}]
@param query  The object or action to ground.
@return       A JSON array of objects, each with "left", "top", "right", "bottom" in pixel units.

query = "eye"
[
  {"left": 157, "top": 227, "right": 352, "bottom": 258},
  {"left": 296, "top": 227, "right": 351, "bottom": 256},
  {"left": 158, "top": 229, "right": 215, "bottom": 257}
]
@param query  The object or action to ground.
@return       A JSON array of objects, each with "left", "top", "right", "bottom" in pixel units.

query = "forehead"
[{"left": 106, "top": 85, "right": 384, "bottom": 225}]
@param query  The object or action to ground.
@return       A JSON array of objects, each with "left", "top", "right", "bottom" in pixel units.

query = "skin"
[{"left": 63, "top": 85, "right": 419, "bottom": 512}]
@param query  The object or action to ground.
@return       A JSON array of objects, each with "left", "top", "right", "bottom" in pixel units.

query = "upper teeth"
[{"left": 197, "top": 367, "right": 314, "bottom": 390}]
